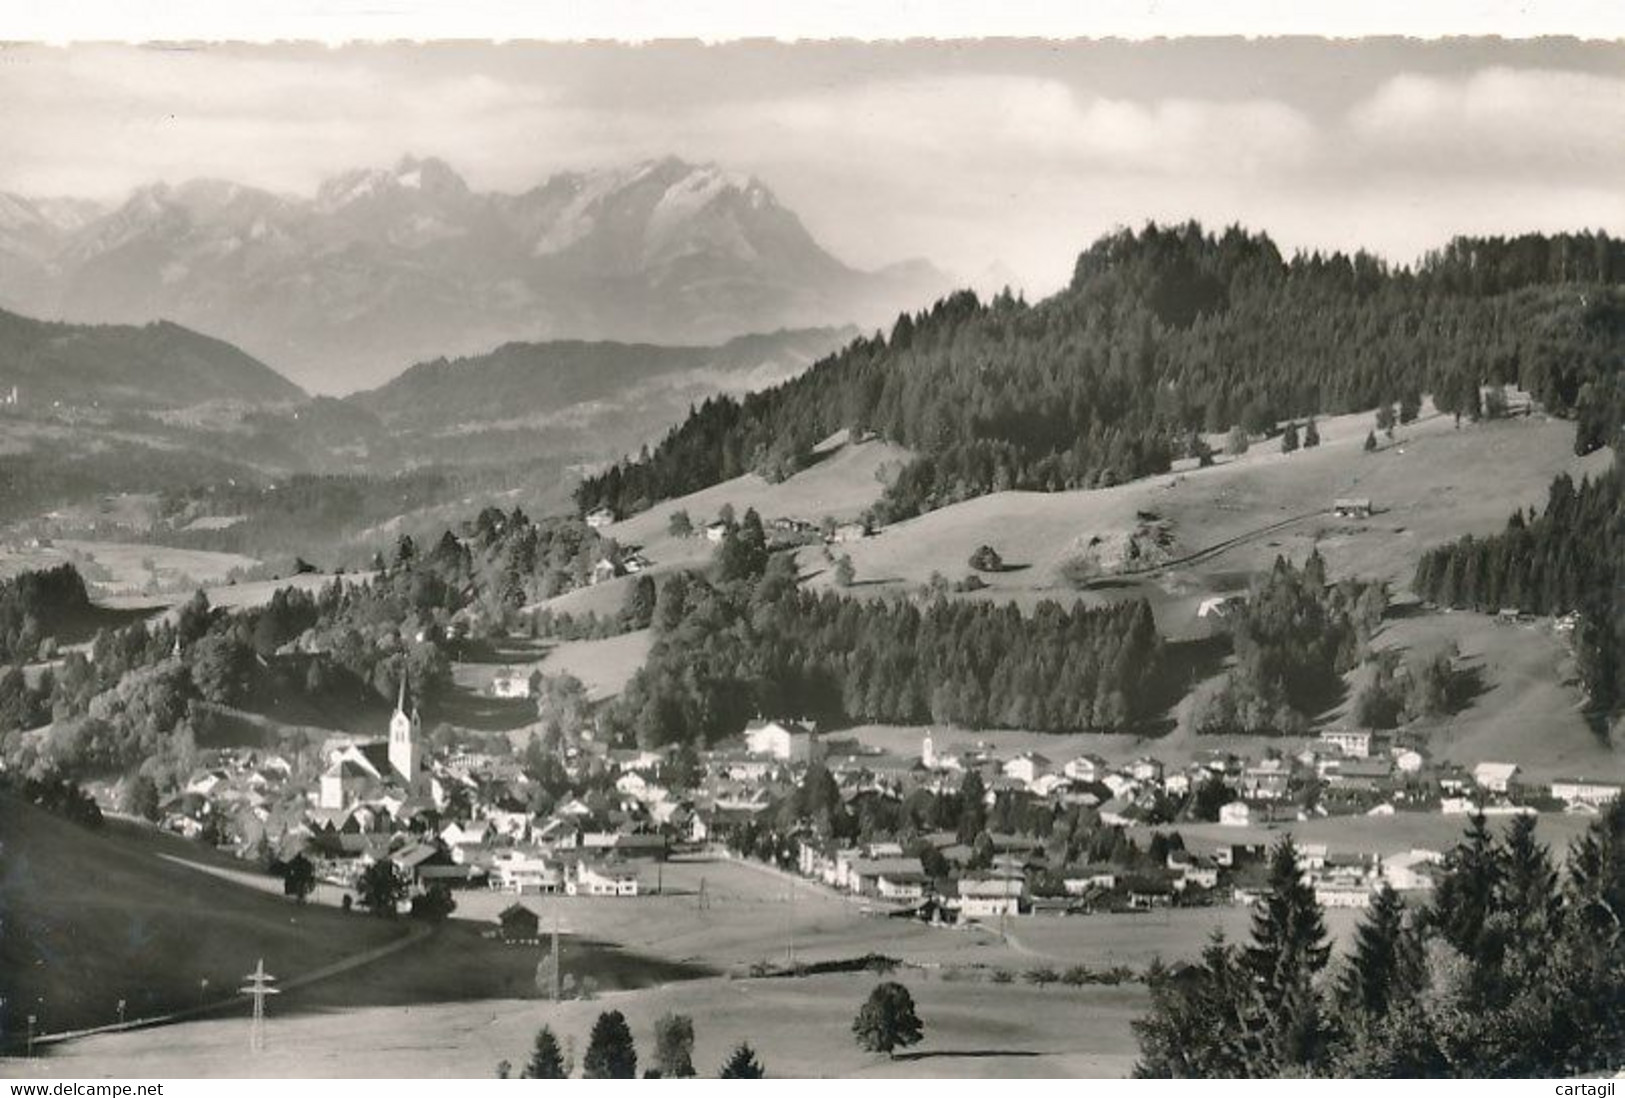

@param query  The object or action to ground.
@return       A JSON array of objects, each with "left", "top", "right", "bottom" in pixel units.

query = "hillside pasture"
[
  {"left": 18, "top": 970, "right": 1150, "bottom": 1079},
  {"left": 800, "top": 406, "right": 1608, "bottom": 638},
  {"left": 0, "top": 794, "right": 407, "bottom": 1042}
]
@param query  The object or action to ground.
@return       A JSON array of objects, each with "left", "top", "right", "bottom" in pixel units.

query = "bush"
[{"left": 969, "top": 545, "right": 1005, "bottom": 572}]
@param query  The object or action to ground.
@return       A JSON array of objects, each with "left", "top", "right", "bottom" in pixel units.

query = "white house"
[
  {"left": 1063, "top": 754, "right": 1108, "bottom": 783},
  {"left": 1061, "top": 867, "right": 1117, "bottom": 895},
  {"left": 570, "top": 863, "right": 641, "bottom": 897},
  {"left": 490, "top": 670, "right": 534, "bottom": 699},
  {"left": 1320, "top": 729, "right": 1373, "bottom": 759},
  {"left": 958, "top": 875, "right": 1023, "bottom": 919},
  {"left": 1473, "top": 761, "right": 1520, "bottom": 794},
  {"left": 493, "top": 850, "right": 560, "bottom": 893},
  {"left": 1218, "top": 801, "right": 1252, "bottom": 827},
  {"left": 703, "top": 521, "right": 730, "bottom": 544},
  {"left": 585, "top": 507, "right": 616, "bottom": 529},
  {"left": 1549, "top": 778, "right": 1621, "bottom": 807},
  {"left": 1393, "top": 748, "right": 1425, "bottom": 774},
  {"left": 744, "top": 719, "right": 818, "bottom": 763},
  {"left": 1002, "top": 752, "right": 1052, "bottom": 785},
  {"left": 1315, "top": 884, "right": 1374, "bottom": 909}
]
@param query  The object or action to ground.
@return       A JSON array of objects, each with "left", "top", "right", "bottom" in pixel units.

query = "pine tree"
[
  {"left": 583, "top": 1010, "right": 638, "bottom": 1078},
  {"left": 718, "top": 1042, "right": 767, "bottom": 1078},
  {"left": 1281, "top": 422, "right": 1300, "bottom": 453},
  {"left": 1430, "top": 813, "right": 1507, "bottom": 1007},
  {"left": 1245, "top": 837, "right": 1331, "bottom": 1071},
  {"left": 1304, "top": 418, "right": 1321, "bottom": 447},
  {"left": 1364, "top": 430, "right": 1378, "bottom": 453},
  {"left": 1335, "top": 885, "right": 1421, "bottom": 1021},
  {"left": 521, "top": 1025, "right": 567, "bottom": 1078}
]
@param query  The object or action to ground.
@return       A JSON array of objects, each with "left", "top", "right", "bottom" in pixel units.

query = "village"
[{"left": 151, "top": 671, "right": 1624, "bottom": 933}]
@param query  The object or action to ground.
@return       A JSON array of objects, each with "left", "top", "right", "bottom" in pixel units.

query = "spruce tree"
[
  {"left": 1304, "top": 418, "right": 1321, "bottom": 447},
  {"left": 1245, "top": 837, "right": 1331, "bottom": 1071},
  {"left": 583, "top": 1010, "right": 638, "bottom": 1079},
  {"left": 718, "top": 1043, "right": 767, "bottom": 1078},
  {"left": 1281, "top": 422, "right": 1300, "bottom": 453},
  {"left": 1335, "top": 884, "right": 1421, "bottom": 1022},
  {"left": 521, "top": 1025, "right": 566, "bottom": 1078}
]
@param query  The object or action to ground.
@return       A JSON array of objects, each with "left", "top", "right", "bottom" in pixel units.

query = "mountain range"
[{"left": 0, "top": 156, "right": 950, "bottom": 394}]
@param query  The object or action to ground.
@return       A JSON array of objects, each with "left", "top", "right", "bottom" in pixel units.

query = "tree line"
[
  {"left": 575, "top": 223, "right": 1625, "bottom": 523},
  {"left": 601, "top": 523, "right": 1164, "bottom": 747}
]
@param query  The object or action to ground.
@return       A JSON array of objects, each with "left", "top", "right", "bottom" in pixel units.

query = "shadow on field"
[
  {"left": 437, "top": 685, "right": 538, "bottom": 732},
  {"left": 892, "top": 1049, "right": 1045, "bottom": 1062}
]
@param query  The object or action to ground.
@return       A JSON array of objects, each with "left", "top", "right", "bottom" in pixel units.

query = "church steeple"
[{"left": 388, "top": 671, "right": 420, "bottom": 780}]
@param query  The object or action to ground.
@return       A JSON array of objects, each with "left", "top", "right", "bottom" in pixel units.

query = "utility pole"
[
  {"left": 239, "top": 958, "right": 279, "bottom": 1053},
  {"left": 785, "top": 874, "right": 796, "bottom": 967},
  {"left": 551, "top": 908, "right": 562, "bottom": 1003},
  {"left": 25, "top": 1013, "right": 36, "bottom": 1059}
]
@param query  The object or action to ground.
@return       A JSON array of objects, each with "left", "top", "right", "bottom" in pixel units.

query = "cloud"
[{"left": 1346, "top": 67, "right": 1625, "bottom": 175}]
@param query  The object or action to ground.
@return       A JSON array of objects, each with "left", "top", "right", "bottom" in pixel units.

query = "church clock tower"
[{"left": 388, "top": 674, "right": 421, "bottom": 780}]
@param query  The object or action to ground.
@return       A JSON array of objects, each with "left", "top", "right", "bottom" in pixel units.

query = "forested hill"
[
  {"left": 0, "top": 306, "right": 304, "bottom": 408},
  {"left": 574, "top": 224, "right": 1625, "bottom": 522}
]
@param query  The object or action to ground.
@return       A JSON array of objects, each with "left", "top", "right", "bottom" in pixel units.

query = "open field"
[
  {"left": 13, "top": 970, "right": 1149, "bottom": 1079},
  {"left": 797, "top": 407, "right": 1610, "bottom": 637},
  {"left": 0, "top": 794, "right": 408, "bottom": 1042},
  {"left": 0, "top": 540, "right": 257, "bottom": 594},
  {"left": 532, "top": 432, "right": 910, "bottom": 620},
  {"left": 98, "top": 570, "right": 373, "bottom": 618},
  {"left": 535, "top": 629, "right": 652, "bottom": 701},
  {"left": 1330, "top": 609, "right": 1621, "bottom": 784}
]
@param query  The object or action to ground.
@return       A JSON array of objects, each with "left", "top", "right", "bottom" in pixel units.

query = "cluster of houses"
[{"left": 149, "top": 693, "right": 1620, "bottom": 922}]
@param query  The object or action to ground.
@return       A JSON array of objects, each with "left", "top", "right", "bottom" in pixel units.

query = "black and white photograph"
[{"left": 0, "top": 3, "right": 1622, "bottom": 1084}]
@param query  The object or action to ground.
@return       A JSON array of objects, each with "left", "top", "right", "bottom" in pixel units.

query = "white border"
[{"left": 2, "top": 0, "right": 1624, "bottom": 45}]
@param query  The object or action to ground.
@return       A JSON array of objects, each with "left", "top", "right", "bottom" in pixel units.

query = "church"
[{"left": 316, "top": 676, "right": 424, "bottom": 811}]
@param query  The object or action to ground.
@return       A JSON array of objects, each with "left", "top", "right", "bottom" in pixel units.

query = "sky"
[{"left": 1, "top": 38, "right": 1623, "bottom": 294}]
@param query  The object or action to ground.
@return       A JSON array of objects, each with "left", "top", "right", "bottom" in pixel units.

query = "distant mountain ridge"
[
  {"left": 0, "top": 156, "right": 952, "bottom": 394},
  {"left": 349, "top": 327, "right": 858, "bottom": 434},
  {"left": 0, "top": 305, "right": 303, "bottom": 408}
]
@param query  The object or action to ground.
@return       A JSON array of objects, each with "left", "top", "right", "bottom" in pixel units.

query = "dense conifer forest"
[
  {"left": 575, "top": 224, "right": 1625, "bottom": 523},
  {"left": 599, "top": 516, "right": 1164, "bottom": 746}
]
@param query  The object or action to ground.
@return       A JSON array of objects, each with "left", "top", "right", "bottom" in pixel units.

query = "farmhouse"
[
  {"left": 703, "top": 521, "right": 730, "bottom": 544},
  {"left": 1218, "top": 801, "right": 1253, "bottom": 827},
  {"left": 585, "top": 507, "right": 616, "bottom": 529},
  {"left": 490, "top": 669, "right": 533, "bottom": 699},
  {"left": 1473, "top": 761, "right": 1520, "bottom": 794},
  {"left": 1333, "top": 497, "right": 1373, "bottom": 518}
]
